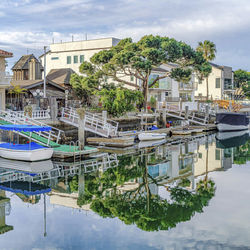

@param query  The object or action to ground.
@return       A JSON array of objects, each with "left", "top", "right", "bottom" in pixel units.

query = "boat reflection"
[{"left": 0, "top": 133, "right": 249, "bottom": 234}]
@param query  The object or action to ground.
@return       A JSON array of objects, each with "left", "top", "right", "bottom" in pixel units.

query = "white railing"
[
  {"left": 0, "top": 154, "right": 118, "bottom": 184},
  {"left": 0, "top": 72, "right": 12, "bottom": 85},
  {"left": 60, "top": 108, "right": 119, "bottom": 137},
  {"left": 162, "top": 103, "right": 209, "bottom": 125},
  {"left": 0, "top": 110, "right": 63, "bottom": 146},
  {"left": 12, "top": 110, "right": 51, "bottom": 120}
]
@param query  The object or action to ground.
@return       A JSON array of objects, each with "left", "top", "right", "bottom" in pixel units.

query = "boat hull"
[
  {"left": 217, "top": 123, "right": 249, "bottom": 132},
  {"left": 0, "top": 148, "right": 54, "bottom": 162},
  {"left": 216, "top": 112, "right": 249, "bottom": 132},
  {"left": 138, "top": 133, "right": 166, "bottom": 141},
  {"left": 0, "top": 158, "right": 54, "bottom": 173}
]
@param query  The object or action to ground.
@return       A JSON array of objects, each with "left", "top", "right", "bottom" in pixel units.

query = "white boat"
[
  {"left": 0, "top": 143, "right": 54, "bottom": 162},
  {"left": 216, "top": 112, "right": 249, "bottom": 131},
  {"left": 138, "top": 132, "right": 166, "bottom": 141},
  {"left": 0, "top": 124, "right": 54, "bottom": 162}
]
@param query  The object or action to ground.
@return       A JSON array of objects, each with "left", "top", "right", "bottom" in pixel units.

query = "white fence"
[{"left": 11, "top": 110, "right": 51, "bottom": 120}]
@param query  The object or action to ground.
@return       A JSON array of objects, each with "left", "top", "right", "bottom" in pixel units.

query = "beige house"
[
  {"left": 195, "top": 62, "right": 234, "bottom": 100},
  {"left": 0, "top": 49, "right": 13, "bottom": 110}
]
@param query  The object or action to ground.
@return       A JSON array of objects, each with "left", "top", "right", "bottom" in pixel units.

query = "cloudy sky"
[{"left": 0, "top": 0, "right": 250, "bottom": 72}]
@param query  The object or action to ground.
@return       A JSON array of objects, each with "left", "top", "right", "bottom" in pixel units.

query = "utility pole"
[{"left": 43, "top": 46, "right": 47, "bottom": 98}]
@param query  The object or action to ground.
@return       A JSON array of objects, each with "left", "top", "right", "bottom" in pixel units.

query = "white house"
[
  {"left": 40, "top": 37, "right": 120, "bottom": 75},
  {"left": 0, "top": 49, "right": 13, "bottom": 110}
]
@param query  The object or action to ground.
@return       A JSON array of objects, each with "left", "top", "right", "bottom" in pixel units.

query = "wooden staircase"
[
  {"left": 163, "top": 104, "right": 211, "bottom": 125},
  {"left": 0, "top": 110, "right": 63, "bottom": 147},
  {"left": 60, "top": 108, "right": 119, "bottom": 138}
]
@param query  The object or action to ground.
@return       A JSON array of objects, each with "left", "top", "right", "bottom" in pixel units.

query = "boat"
[
  {"left": 138, "top": 132, "right": 166, "bottom": 141},
  {"left": 0, "top": 125, "right": 54, "bottom": 162},
  {"left": 216, "top": 112, "right": 249, "bottom": 131}
]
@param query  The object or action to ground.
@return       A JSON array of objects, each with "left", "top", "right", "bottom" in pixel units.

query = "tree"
[
  {"left": 74, "top": 153, "right": 216, "bottom": 232},
  {"left": 196, "top": 40, "right": 217, "bottom": 100},
  {"left": 99, "top": 84, "right": 143, "bottom": 116},
  {"left": 70, "top": 73, "right": 99, "bottom": 105},
  {"left": 8, "top": 84, "right": 27, "bottom": 110},
  {"left": 234, "top": 69, "right": 250, "bottom": 98},
  {"left": 75, "top": 35, "right": 209, "bottom": 109}
]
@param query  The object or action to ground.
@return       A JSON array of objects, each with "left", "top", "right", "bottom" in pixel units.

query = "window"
[
  {"left": 80, "top": 55, "right": 84, "bottom": 63},
  {"left": 198, "top": 79, "right": 202, "bottom": 84},
  {"left": 215, "top": 149, "right": 221, "bottom": 160},
  {"left": 51, "top": 57, "right": 59, "bottom": 60},
  {"left": 67, "top": 56, "right": 71, "bottom": 64},
  {"left": 198, "top": 153, "right": 202, "bottom": 159},
  {"left": 74, "top": 55, "right": 78, "bottom": 64},
  {"left": 215, "top": 78, "right": 220, "bottom": 88},
  {"left": 130, "top": 76, "right": 134, "bottom": 81}
]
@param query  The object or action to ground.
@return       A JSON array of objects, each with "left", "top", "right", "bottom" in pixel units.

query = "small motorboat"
[
  {"left": 0, "top": 124, "right": 54, "bottom": 162},
  {"left": 138, "top": 132, "right": 166, "bottom": 141},
  {"left": 216, "top": 112, "right": 249, "bottom": 131}
]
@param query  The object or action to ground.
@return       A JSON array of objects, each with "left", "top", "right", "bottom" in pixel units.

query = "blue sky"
[{"left": 1, "top": 0, "right": 250, "bottom": 72}]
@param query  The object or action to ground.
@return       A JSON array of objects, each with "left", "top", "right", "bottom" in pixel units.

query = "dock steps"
[
  {"left": 0, "top": 110, "right": 63, "bottom": 147},
  {"left": 60, "top": 108, "right": 119, "bottom": 138},
  {"left": 162, "top": 104, "right": 211, "bottom": 125}
]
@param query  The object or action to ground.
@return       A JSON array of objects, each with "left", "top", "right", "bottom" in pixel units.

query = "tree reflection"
[{"left": 69, "top": 153, "right": 216, "bottom": 232}]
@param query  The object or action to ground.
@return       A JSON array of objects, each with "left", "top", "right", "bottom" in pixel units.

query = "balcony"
[
  {"left": 0, "top": 72, "right": 12, "bottom": 86},
  {"left": 179, "top": 82, "right": 194, "bottom": 91}
]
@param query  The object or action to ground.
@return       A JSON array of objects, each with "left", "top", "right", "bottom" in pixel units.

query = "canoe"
[
  {"left": 138, "top": 133, "right": 166, "bottom": 141},
  {"left": 0, "top": 142, "right": 53, "bottom": 162}
]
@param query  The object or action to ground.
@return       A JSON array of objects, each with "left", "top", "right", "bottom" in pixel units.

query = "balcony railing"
[
  {"left": 179, "top": 82, "right": 194, "bottom": 90},
  {"left": 0, "top": 72, "right": 12, "bottom": 85}
]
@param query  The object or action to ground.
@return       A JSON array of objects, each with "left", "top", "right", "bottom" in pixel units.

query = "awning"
[{"left": 0, "top": 125, "right": 52, "bottom": 132}]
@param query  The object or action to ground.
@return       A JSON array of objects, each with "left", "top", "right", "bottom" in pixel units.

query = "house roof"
[
  {"left": 12, "top": 54, "right": 43, "bottom": 70},
  {"left": 0, "top": 49, "right": 13, "bottom": 58},
  {"left": 209, "top": 62, "right": 223, "bottom": 69},
  {"left": 10, "top": 79, "right": 65, "bottom": 91},
  {"left": 47, "top": 68, "right": 75, "bottom": 86},
  {"left": 152, "top": 67, "right": 169, "bottom": 73}
]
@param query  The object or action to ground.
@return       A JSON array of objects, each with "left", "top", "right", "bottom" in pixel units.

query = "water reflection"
[{"left": 0, "top": 132, "right": 249, "bottom": 237}]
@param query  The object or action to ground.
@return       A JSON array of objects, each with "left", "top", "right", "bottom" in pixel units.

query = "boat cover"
[
  {"left": 216, "top": 113, "right": 249, "bottom": 126},
  {"left": 0, "top": 124, "right": 52, "bottom": 132},
  {"left": 0, "top": 181, "right": 51, "bottom": 195},
  {"left": 0, "top": 142, "right": 46, "bottom": 150},
  {"left": 216, "top": 133, "right": 250, "bottom": 149}
]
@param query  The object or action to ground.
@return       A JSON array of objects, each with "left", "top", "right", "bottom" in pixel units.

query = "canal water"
[{"left": 0, "top": 131, "right": 249, "bottom": 249}]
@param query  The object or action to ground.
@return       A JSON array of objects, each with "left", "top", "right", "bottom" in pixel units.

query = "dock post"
[
  {"left": 185, "top": 106, "right": 189, "bottom": 119},
  {"left": 163, "top": 108, "right": 166, "bottom": 128},
  {"left": 50, "top": 97, "right": 58, "bottom": 122},
  {"left": 102, "top": 110, "right": 107, "bottom": 124},
  {"left": 77, "top": 108, "right": 85, "bottom": 150}
]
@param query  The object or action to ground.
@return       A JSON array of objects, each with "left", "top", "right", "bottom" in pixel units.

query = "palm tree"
[
  {"left": 196, "top": 40, "right": 217, "bottom": 100},
  {"left": 8, "top": 83, "right": 27, "bottom": 110}
]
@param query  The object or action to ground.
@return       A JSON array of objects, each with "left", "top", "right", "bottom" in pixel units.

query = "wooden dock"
[
  {"left": 53, "top": 145, "right": 98, "bottom": 159},
  {"left": 87, "top": 136, "right": 135, "bottom": 148}
]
